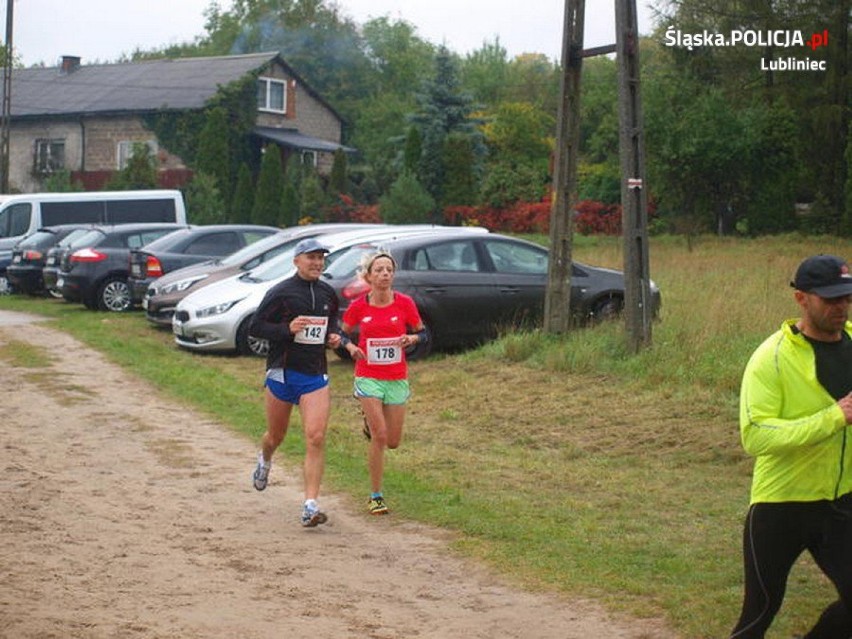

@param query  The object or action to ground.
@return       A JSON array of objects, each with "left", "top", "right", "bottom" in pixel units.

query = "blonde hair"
[{"left": 358, "top": 250, "right": 397, "bottom": 280}]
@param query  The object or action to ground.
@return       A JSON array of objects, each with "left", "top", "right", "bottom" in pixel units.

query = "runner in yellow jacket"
[{"left": 730, "top": 254, "right": 852, "bottom": 639}]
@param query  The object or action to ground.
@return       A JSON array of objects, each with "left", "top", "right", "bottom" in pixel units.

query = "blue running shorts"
[{"left": 265, "top": 368, "right": 329, "bottom": 405}]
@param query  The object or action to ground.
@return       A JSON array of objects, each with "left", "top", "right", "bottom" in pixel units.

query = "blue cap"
[{"left": 294, "top": 237, "right": 330, "bottom": 256}]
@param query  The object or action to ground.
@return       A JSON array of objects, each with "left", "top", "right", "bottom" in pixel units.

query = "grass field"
[{"left": 2, "top": 232, "right": 851, "bottom": 638}]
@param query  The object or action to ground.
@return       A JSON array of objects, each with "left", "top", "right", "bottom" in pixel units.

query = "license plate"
[
  {"left": 142, "top": 298, "right": 148, "bottom": 310},
  {"left": 12, "top": 255, "right": 20, "bottom": 263},
  {"left": 172, "top": 322, "right": 184, "bottom": 337},
  {"left": 57, "top": 277, "right": 64, "bottom": 288},
  {"left": 47, "top": 256, "right": 55, "bottom": 265}
]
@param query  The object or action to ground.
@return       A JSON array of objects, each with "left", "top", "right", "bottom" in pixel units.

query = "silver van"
[{"left": 0, "top": 190, "right": 187, "bottom": 293}]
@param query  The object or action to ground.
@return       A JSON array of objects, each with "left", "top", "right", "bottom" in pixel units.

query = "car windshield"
[
  {"left": 17, "top": 229, "right": 57, "bottom": 247},
  {"left": 221, "top": 234, "right": 299, "bottom": 268},
  {"left": 68, "top": 228, "right": 105, "bottom": 248},
  {"left": 242, "top": 246, "right": 299, "bottom": 283},
  {"left": 322, "top": 243, "right": 380, "bottom": 280},
  {"left": 57, "top": 228, "right": 91, "bottom": 248}
]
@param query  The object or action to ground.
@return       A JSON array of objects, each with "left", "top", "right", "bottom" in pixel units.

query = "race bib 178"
[{"left": 366, "top": 337, "right": 402, "bottom": 365}]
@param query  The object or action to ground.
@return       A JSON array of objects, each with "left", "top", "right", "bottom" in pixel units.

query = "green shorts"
[{"left": 353, "top": 377, "right": 411, "bottom": 405}]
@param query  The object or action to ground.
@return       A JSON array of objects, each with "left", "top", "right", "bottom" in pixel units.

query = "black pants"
[{"left": 729, "top": 498, "right": 852, "bottom": 638}]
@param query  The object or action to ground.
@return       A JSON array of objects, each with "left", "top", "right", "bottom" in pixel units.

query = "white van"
[{"left": 0, "top": 190, "right": 187, "bottom": 257}]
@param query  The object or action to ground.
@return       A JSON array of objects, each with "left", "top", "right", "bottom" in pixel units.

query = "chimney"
[{"left": 59, "top": 56, "right": 81, "bottom": 74}]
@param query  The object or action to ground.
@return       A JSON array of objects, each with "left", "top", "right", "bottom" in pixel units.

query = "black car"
[
  {"left": 127, "top": 224, "right": 279, "bottom": 306},
  {"left": 322, "top": 231, "right": 662, "bottom": 358},
  {"left": 7, "top": 225, "right": 92, "bottom": 296},
  {"left": 57, "top": 223, "right": 188, "bottom": 311},
  {"left": 42, "top": 227, "right": 96, "bottom": 298}
]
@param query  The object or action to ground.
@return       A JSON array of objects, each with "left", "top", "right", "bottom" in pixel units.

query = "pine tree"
[
  {"left": 328, "top": 148, "right": 348, "bottom": 197},
  {"left": 196, "top": 107, "right": 232, "bottom": 206},
  {"left": 231, "top": 163, "right": 254, "bottom": 223},
  {"left": 251, "top": 145, "right": 284, "bottom": 226}
]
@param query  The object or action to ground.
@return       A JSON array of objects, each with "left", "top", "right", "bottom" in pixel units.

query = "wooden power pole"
[
  {"left": 615, "top": 0, "right": 652, "bottom": 351},
  {"left": 544, "top": 0, "right": 584, "bottom": 334},
  {"left": 0, "top": 0, "right": 12, "bottom": 194}
]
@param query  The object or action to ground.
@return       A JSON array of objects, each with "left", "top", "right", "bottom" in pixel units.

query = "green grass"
[{"left": 2, "top": 232, "right": 850, "bottom": 638}]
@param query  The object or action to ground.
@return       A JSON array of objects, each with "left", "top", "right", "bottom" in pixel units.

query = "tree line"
[{"left": 52, "top": 0, "right": 852, "bottom": 236}]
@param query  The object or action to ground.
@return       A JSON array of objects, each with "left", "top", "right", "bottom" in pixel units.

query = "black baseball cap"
[{"left": 790, "top": 254, "right": 852, "bottom": 297}]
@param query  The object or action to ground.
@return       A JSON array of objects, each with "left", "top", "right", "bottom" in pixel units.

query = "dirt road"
[{"left": 0, "top": 312, "right": 675, "bottom": 638}]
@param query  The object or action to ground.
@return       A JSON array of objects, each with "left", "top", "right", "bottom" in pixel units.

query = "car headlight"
[
  {"left": 195, "top": 298, "right": 243, "bottom": 318},
  {"left": 159, "top": 275, "right": 208, "bottom": 296}
]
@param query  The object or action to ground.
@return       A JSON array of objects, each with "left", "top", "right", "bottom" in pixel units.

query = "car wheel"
[
  {"left": 0, "top": 273, "right": 12, "bottom": 295},
  {"left": 236, "top": 316, "right": 268, "bottom": 357},
  {"left": 97, "top": 277, "right": 132, "bottom": 312},
  {"left": 590, "top": 295, "right": 623, "bottom": 322}
]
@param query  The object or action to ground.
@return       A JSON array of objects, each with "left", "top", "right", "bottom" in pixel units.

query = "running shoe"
[
  {"left": 252, "top": 452, "right": 269, "bottom": 491},
  {"left": 368, "top": 496, "right": 389, "bottom": 515},
  {"left": 301, "top": 501, "right": 328, "bottom": 527}
]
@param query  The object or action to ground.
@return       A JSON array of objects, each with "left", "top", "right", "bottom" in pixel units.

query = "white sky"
[{"left": 5, "top": 0, "right": 658, "bottom": 68}]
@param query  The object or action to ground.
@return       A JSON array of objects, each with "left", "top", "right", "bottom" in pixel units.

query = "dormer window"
[{"left": 257, "top": 77, "right": 286, "bottom": 113}]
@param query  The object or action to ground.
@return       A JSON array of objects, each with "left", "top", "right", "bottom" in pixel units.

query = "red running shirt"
[{"left": 343, "top": 292, "right": 422, "bottom": 380}]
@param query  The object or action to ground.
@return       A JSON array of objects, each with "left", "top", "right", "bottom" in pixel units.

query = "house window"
[
  {"left": 117, "top": 140, "right": 158, "bottom": 170},
  {"left": 300, "top": 151, "right": 317, "bottom": 167},
  {"left": 34, "top": 139, "right": 65, "bottom": 174},
  {"left": 257, "top": 77, "right": 286, "bottom": 113}
]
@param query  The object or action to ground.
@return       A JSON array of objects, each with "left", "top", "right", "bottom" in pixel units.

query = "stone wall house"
[{"left": 3, "top": 52, "right": 354, "bottom": 193}]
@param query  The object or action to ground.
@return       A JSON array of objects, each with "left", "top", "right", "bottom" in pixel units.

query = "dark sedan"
[
  {"left": 127, "top": 224, "right": 279, "bottom": 307},
  {"left": 42, "top": 227, "right": 96, "bottom": 298},
  {"left": 140, "top": 223, "right": 381, "bottom": 327},
  {"left": 7, "top": 225, "right": 92, "bottom": 296},
  {"left": 321, "top": 231, "right": 662, "bottom": 358},
  {"left": 57, "top": 223, "right": 188, "bottom": 311}
]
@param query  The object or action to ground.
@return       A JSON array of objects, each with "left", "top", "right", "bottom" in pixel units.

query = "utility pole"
[
  {"left": 616, "top": 0, "right": 652, "bottom": 351},
  {"left": 0, "top": 0, "right": 12, "bottom": 193},
  {"left": 544, "top": 0, "right": 584, "bottom": 334}
]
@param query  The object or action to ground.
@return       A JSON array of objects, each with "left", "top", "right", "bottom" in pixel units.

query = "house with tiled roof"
[{"left": 5, "top": 51, "right": 354, "bottom": 193}]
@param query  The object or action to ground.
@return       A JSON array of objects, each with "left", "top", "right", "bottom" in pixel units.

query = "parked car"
[
  {"left": 172, "top": 226, "right": 486, "bottom": 356},
  {"left": 7, "top": 225, "right": 92, "bottom": 296},
  {"left": 127, "top": 224, "right": 280, "bottom": 307},
  {"left": 141, "top": 223, "right": 383, "bottom": 327},
  {"left": 42, "top": 227, "right": 97, "bottom": 298},
  {"left": 321, "top": 231, "right": 663, "bottom": 358},
  {"left": 57, "top": 223, "right": 188, "bottom": 311}
]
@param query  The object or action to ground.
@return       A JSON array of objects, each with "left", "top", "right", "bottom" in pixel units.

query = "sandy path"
[{"left": 0, "top": 311, "right": 675, "bottom": 639}]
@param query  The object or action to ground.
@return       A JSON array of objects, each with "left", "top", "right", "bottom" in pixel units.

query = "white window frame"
[
  {"left": 300, "top": 151, "right": 317, "bottom": 167},
  {"left": 117, "top": 140, "right": 158, "bottom": 170},
  {"left": 257, "top": 77, "right": 287, "bottom": 114},
  {"left": 34, "top": 138, "right": 65, "bottom": 174}
]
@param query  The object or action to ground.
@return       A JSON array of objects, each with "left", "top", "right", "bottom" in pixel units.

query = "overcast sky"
[{"left": 5, "top": 0, "right": 658, "bottom": 68}]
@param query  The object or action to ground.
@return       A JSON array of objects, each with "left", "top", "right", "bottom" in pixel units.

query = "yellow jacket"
[{"left": 740, "top": 319, "right": 852, "bottom": 504}]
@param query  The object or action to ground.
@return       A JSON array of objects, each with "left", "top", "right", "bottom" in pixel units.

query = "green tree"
[
  {"left": 185, "top": 172, "right": 227, "bottom": 224},
  {"left": 379, "top": 171, "right": 435, "bottom": 224},
  {"left": 105, "top": 143, "right": 158, "bottom": 190},
  {"left": 231, "top": 162, "right": 255, "bottom": 223},
  {"left": 300, "top": 169, "right": 328, "bottom": 221},
  {"left": 461, "top": 38, "right": 511, "bottom": 106},
  {"left": 43, "top": 170, "right": 83, "bottom": 192},
  {"left": 409, "top": 46, "right": 485, "bottom": 208},
  {"left": 442, "top": 133, "right": 478, "bottom": 206},
  {"left": 402, "top": 125, "right": 422, "bottom": 176},
  {"left": 328, "top": 148, "right": 348, "bottom": 196},
  {"left": 196, "top": 106, "right": 232, "bottom": 205},
  {"left": 251, "top": 145, "right": 284, "bottom": 226}
]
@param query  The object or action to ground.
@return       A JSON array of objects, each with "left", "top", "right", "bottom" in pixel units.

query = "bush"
[{"left": 379, "top": 171, "right": 435, "bottom": 224}]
